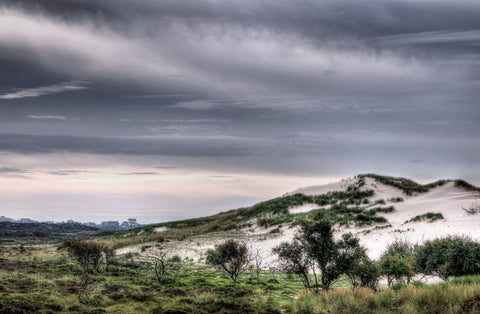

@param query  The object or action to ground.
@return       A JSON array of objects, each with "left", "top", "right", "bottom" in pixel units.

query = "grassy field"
[{"left": 1, "top": 245, "right": 480, "bottom": 313}]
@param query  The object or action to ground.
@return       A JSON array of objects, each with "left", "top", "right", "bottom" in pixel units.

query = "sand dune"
[
  {"left": 120, "top": 176, "right": 480, "bottom": 269},
  {"left": 289, "top": 177, "right": 480, "bottom": 260}
]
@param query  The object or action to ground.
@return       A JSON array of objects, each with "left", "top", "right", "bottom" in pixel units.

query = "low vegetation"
[
  {"left": 359, "top": 174, "right": 480, "bottom": 196},
  {"left": 0, "top": 222, "right": 107, "bottom": 245},
  {"left": 2, "top": 226, "right": 480, "bottom": 312},
  {"left": 454, "top": 180, "right": 480, "bottom": 192},
  {"left": 358, "top": 173, "right": 449, "bottom": 195},
  {"left": 463, "top": 201, "right": 480, "bottom": 214},
  {"left": 405, "top": 212, "right": 444, "bottom": 224}
]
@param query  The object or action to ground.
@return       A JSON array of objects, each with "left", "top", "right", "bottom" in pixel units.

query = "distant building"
[
  {"left": 83, "top": 222, "right": 98, "bottom": 227},
  {"left": 101, "top": 221, "right": 120, "bottom": 227},
  {"left": 18, "top": 218, "right": 38, "bottom": 223},
  {"left": 0, "top": 216, "right": 14, "bottom": 222},
  {"left": 120, "top": 218, "right": 142, "bottom": 228}
]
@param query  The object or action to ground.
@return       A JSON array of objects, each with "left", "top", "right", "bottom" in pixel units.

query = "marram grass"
[{"left": 287, "top": 282, "right": 480, "bottom": 313}]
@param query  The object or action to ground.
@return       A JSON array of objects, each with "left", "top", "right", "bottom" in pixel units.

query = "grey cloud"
[
  {"left": 0, "top": 133, "right": 262, "bottom": 157},
  {"left": 0, "top": 166, "right": 28, "bottom": 173},
  {"left": 370, "top": 29, "right": 480, "bottom": 46},
  {"left": 2, "top": 0, "right": 478, "bottom": 110},
  {"left": 46, "top": 170, "right": 93, "bottom": 176},
  {"left": 0, "top": 80, "right": 88, "bottom": 100}
]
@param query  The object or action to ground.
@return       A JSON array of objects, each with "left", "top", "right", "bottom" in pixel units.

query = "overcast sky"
[{"left": 0, "top": 0, "right": 479, "bottom": 223}]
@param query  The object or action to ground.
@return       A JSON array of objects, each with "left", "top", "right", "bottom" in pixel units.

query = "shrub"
[
  {"left": 206, "top": 239, "right": 250, "bottom": 285},
  {"left": 380, "top": 238, "right": 415, "bottom": 286},
  {"left": 273, "top": 240, "right": 312, "bottom": 290},
  {"left": 345, "top": 254, "right": 380, "bottom": 290},
  {"left": 381, "top": 238, "right": 415, "bottom": 259},
  {"left": 415, "top": 235, "right": 480, "bottom": 280},
  {"left": 388, "top": 197, "right": 404, "bottom": 203},
  {"left": 143, "top": 246, "right": 183, "bottom": 285},
  {"left": 274, "top": 214, "right": 368, "bottom": 291},
  {"left": 379, "top": 255, "right": 415, "bottom": 286}
]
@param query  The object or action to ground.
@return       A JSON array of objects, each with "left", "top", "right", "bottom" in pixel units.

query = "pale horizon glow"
[{"left": 0, "top": 154, "right": 340, "bottom": 223}]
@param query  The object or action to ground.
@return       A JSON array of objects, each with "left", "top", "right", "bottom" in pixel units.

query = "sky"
[{"left": 0, "top": 0, "right": 479, "bottom": 223}]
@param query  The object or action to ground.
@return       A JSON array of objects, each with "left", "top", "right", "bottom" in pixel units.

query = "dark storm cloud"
[
  {"left": 0, "top": 0, "right": 478, "bottom": 182},
  {"left": 2, "top": 0, "right": 479, "bottom": 104},
  {"left": 0, "top": 133, "right": 263, "bottom": 157}
]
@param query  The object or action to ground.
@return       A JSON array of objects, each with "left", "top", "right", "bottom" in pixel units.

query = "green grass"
[
  {"left": 405, "top": 212, "right": 444, "bottom": 224},
  {"left": 358, "top": 174, "right": 449, "bottom": 196},
  {"left": 388, "top": 197, "right": 404, "bottom": 203},
  {"left": 454, "top": 180, "right": 480, "bottom": 192},
  {"left": 3, "top": 245, "right": 480, "bottom": 313},
  {"left": 286, "top": 282, "right": 480, "bottom": 314},
  {"left": 0, "top": 222, "right": 109, "bottom": 245}
]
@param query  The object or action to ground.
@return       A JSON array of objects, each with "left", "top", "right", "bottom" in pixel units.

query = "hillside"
[{"left": 111, "top": 174, "right": 480, "bottom": 264}]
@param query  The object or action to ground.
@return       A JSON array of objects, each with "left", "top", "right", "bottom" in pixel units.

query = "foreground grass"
[
  {"left": 2, "top": 246, "right": 480, "bottom": 313},
  {"left": 289, "top": 281, "right": 480, "bottom": 313}
]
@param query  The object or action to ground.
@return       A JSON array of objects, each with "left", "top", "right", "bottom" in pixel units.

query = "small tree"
[
  {"left": 380, "top": 255, "right": 415, "bottom": 286},
  {"left": 58, "top": 240, "right": 112, "bottom": 303},
  {"left": 144, "top": 246, "right": 183, "bottom": 286},
  {"left": 252, "top": 248, "right": 263, "bottom": 283},
  {"left": 382, "top": 237, "right": 415, "bottom": 258},
  {"left": 356, "top": 257, "right": 380, "bottom": 290},
  {"left": 379, "top": 238, "right": 415, "bottom": 286},
  {"left": 206, "top": 239, "right": 250, "bottom": 285},
  {"left": 274, "top": 213, "right": 368, "bottom": 291},
  {"left": 344, "top": 245, "right": 379, "bottom": 290},
  {"left": 301, "top": 214, "right": 366, "bottom": 291},
  {"left": 273, "top": 240, "right": 312, "bottom": 290}
]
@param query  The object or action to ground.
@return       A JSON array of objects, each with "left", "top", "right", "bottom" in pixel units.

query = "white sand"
[
  {"left": 154, "top": 226, "right": 168, "bottom": 233},
  {"left": 346, "top": 180, "right": 480, "bottom": 259},
  {"left": 288, "top": 203, "right": 320, "bottom": 214}
]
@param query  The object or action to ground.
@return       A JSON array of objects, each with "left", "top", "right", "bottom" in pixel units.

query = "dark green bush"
[{"left": 415, "top": 235, "right": 480, "bottom": 280}]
